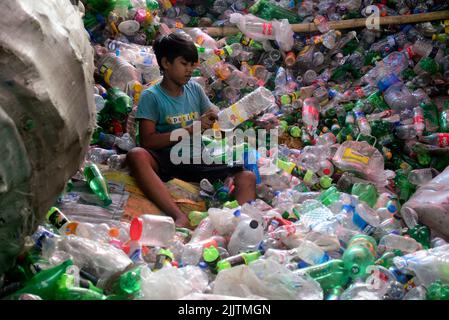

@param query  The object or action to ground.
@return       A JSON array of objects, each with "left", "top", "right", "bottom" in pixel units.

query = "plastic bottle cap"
[
  {"left": 320, "top": 176, "right": 333, "bottom": 189},
  {"left": 203, "top": 246, "right": 220, "bottom": 263},
  {"left": 233, "top": 209, "right": 241, "bottom": 217},
  {"left": 387, "top": 204, "right": 397, "bottom": 213},
  {"left": 249, "top": 220, "right": 259, "bottom": 229},
  {"left": 129, "top": 217, "right": 143, "bottom": 241},
  {"left": 109, "top": 228, "right": 120, "bottom": 238},
  {"left": 198, "top": 261, "right": 208, "bottom": 269}
]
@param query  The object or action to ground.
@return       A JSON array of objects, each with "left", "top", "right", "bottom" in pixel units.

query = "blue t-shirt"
[{"left": 136, "top": 80, "right": 213, "bottom": 133}]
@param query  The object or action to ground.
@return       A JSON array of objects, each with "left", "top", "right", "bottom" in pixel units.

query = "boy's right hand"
[{"left": 200, "top": 109, "right": 218, "bottom": 131}]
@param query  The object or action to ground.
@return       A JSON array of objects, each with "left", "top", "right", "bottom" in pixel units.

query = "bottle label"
[
  {"left": 262, "top": 23, "right": 273, "bottom": 36},
  {"left": 438, "top": 134, "right": 449, "bottom": 147},
  {"left": 352, "top": 212, "right": 376, "bottom": 235},
  {"left": 228, "top": 104, "right": 246, "bottom": 126},
  {"left": 342, "top": 148, "right": 370, "bottom": 165},
  {"left": 99, "top": 59, "right": 114, "bottom": 86}
]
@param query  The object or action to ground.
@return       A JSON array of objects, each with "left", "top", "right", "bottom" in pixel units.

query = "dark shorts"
[{"left": 147, "top": 147, "right": 245, "bottom": 183}]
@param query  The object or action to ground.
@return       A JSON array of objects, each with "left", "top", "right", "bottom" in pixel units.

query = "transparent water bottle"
[
  {"left": 227, "top": 219, "right": 264, "bottom": 256},
  {"left": 129, "top": 214, "right": 176, "bottom": 247},
  {"left": 217, "top": 86, "right": 274, "bottom": 131}
]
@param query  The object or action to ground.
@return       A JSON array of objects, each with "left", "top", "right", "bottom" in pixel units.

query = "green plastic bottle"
[
  {"left": 342, "top": 235, "right": 377, "bottom": 280},
  {"left": 407, "top": 224, "right": 431, "bottom": 250},
  {"left": 108, "top": 265, "right": 144, "bottom": 299},
  {"left": 375, "top": 250, "right": 403, "bottom": 269},
  {"left": 351, "top": 183, "right": 378, "bottom": 208},
  {"left": 8, "top": 260, "right": 73, "bottom": 300},
  {"left": 55, "top": 274, "right": 107, "bottom": 300},
  {"left": 249, "top": 0, "right": 300, "bottom": 23},
  {"left": 83, "top": 162, "right": 113, "bottom": 206},
  {"left": 317, "top": 186, "right": 341, "bottom": 206},
  {"left": 439, "top": 100, "right": 449, "bottom": 133},
  {"left": 105, "top": 87, "right": 133, "bottom": 117},
  {"left": 427, "top": 281, "right": 449, "bottom": 300},
  {"left": 421, "top": 102, "right": 440, "bottom": 133},
  {"left": 300, "top": 259, "right": 350, "bottom": 292}
]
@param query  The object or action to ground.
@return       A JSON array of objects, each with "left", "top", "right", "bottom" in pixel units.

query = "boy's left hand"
[{"left": 200, "top": 109, "right": 218, "bottom": 131}]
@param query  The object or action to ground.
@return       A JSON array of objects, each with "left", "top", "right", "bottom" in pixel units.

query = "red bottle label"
[{"left": 438, "top": 134, "right": 449, "bottom": 147}]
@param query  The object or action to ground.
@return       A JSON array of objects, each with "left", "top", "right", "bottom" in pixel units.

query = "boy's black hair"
[{"left": 153, "top": 33, "right": 198, "bottom": 71}]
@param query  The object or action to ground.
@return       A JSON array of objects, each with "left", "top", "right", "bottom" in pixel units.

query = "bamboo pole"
[{"left": 178, "top": 10, "right": 449, "bottom": 37}]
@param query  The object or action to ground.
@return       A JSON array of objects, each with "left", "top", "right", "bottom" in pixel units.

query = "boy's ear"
[{"left": 161, "top": 56, "right": 170, "bottom": 70}]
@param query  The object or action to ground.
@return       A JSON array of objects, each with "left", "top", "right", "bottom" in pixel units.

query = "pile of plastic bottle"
[{"left": 2, "top": 0, "right": 449, "bottom": 300}]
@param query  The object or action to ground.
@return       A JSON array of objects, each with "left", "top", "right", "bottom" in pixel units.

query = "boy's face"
[{"left": 163, "top": 56, "right": 196, "bottom": 87}]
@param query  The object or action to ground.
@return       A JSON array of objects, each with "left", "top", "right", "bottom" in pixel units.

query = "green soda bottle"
[
  {"left": 249, "top": 0, "right": 300, "bottom": 23},
  {"left": 106, "top": 87, "right": 133, "bottom": 117},
  {"left": 427, "top": 281, "right": 449, "bottom": 300},
  {"left": 342, "top": 235, "right": 377, "bottom": 280},
  {"left": 351, "top": 183, "right": 378, "bottom": 208},
  {"left": 83, "top": 162, "right": 113, "bottom": 206},
  {"left": 108, "top": 265, "right": 144, "bottom": 299},
  {"left": 300, "top": 259, "right": 350, "bottom": 292},
  {"left": 439, "top": 100, "right": 449, "bottom": 133},
  {"left": 317, "top": 186, "right": 341, "bottom": 206},
  {"left": 375, "top": 250, "right": 402, "bottom": 269},
  {"left": 8, "top": 260, "right": 73, "bottom": 300},
  {"left": 188, "top": 211, "right": 209, "bottom": 227},
  {"left": 55, "top": 274, "right": 107, "bottom": 300},
  {"left": 407, "top": 224, "right": 431, "bottom": 250},
  {"left": 421, "top": 102, "right": 440, "bottom": 133}
]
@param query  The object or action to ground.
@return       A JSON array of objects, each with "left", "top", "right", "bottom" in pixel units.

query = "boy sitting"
[{"left": 127, "top": 33, "right": 256, "bottom": 228}]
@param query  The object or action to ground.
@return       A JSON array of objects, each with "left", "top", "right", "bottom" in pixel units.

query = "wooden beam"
[{"left": 177, "top": 10, "right": 449, "bottom": 37}]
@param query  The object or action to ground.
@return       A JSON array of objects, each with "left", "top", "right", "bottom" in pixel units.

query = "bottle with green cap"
[
  {"left": 288, "top": 125, "right": 302, "bottom": 138},
  {"left": 216, "top": 251, "right": 261, "bottom": 272},
  {"left": 342, "top": 235, "right": 377, "bottom": 280},
  {"left": 188, "top": 211, "right": 209, "bottom": 227},
  {"left": 107, "top": 265, "right": 146, "bottom": 300},
  {"left": 203, "top": 246, "right": 222, "bottom": 273},
  {"left": 153, "top": 248, "right": 174, "bottom": 271},
  {"left": 299, "top": 259, "right": 349, "bottom": 293},
  {"left": 319, "top": 176, "right": 333, "bottom": 189},
  {"left": 83, "top": 162, "right": 113, "bottom": 206}
]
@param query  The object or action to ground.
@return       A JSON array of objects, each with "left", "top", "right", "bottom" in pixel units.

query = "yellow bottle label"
[{"left": 342, "top": 148, "right": 369, "bottom": 165}]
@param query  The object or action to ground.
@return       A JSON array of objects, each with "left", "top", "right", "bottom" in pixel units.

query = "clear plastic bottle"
[
  {"left": 302, "top": 97, "right": 321, "bottom": 133},
  {"left": 354, "top": 106, "right": 372, "bottom": 136},
  {"left": 408, "top": 168, "right": 437, "bottom": 186},
  {"left": 227, "top": 219, "right": 264, "bottom": 256},
  {"left": 217, "top": 86, "right": 274, "bottom": 131},
  {"left": 378, "top": 234, "right": 422, "bottom": 254},
  {"left": 129, "top": 214, "right": 176, "bottom": 247},
  {"left": 186, "top": 28, "right": 218, "bottom": 49},
  {"left": 115, "top": 133, "right": 136, "bottom": 152},
  {"left": 87, "top": 148, "right": 117, "bottom": 164},
  {"left": 97, "top": 52, "right": 142, "bottom": 92}
]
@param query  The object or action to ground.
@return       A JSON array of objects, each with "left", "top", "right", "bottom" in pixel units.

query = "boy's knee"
[
  {"left": 126, "top": 147, "right": 148, "bottom": 165},
  {"left": 235, "top": 170, "right": 256, "bottom": 186}
]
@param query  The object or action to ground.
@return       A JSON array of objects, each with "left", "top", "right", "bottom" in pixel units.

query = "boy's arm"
[{"left": 139, "top": 119, "right": 193, "bottom": 150}]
